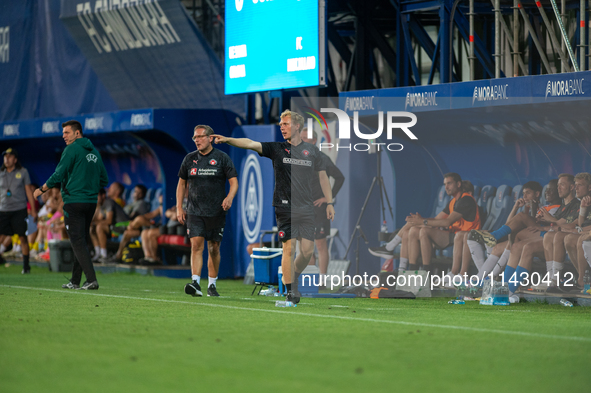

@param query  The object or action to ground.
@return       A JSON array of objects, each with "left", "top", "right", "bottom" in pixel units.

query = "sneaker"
[
  {"left": 21, "top": 267, "right": 31, "bottom": 274},
  {"left": 77, "top": 281, "right": 99, "bottom": 290},
  {"left": 62, "top": 282, "right": 80, "bottom": 289},
  {"left": 368, "top": 245, "right": 394, "bottom": 259},
  {"left": 469, "top": 229, "right": 497, "bottom": 248},
  {"left": 509, "top": 294, "right": 520, "bottom": 304},
  {"left": 286, "top": 289, "right": 301, "bottom": 304},
  {"left": 207, "top": 284, "right": 220, "bottom": 297},
  {"left": 184, "top": 281, "right": 202, "bottom": 297}
]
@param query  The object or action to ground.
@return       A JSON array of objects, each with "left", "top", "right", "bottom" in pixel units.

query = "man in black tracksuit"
[{"left": 34, "top": 120, "right": 108, "bottom": 290}]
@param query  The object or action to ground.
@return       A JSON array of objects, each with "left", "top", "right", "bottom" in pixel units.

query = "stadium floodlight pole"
[{"left": 344, "top": 147, "right": 394, "bottom": 262}]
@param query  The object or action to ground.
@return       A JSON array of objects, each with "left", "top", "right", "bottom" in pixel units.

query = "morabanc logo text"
[
  {"left": 545, "top": 78, "right": 584, "bottom": 99},
  {"left": 472, "top": 84, "right": 509, "bottom": 104},
  {"left": 405, "top": 91, "right": 437, "bottom": 110}
]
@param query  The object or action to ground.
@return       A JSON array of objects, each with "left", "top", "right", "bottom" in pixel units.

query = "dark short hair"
[
  {"left": 135, "top": 184, "right": 147, "bottom": 199},
  {"left": 444, "top": 172, "right": 462, "bottom": 183},
  {"left": 461, "top": 180, "right": 474, "bottom": 194},
  {"left": 62, "top": 120, "right": 83, "bottom": 137},
  {"left": 523, "top": 181, "right": 542, "bottom": 194},
  {"left": 194, "top": 125, "right": 214, "bottom": 136},
  {"left": 558, "top": 173, "right": 574, "bottom": 184},
  {"left": 548, "top": 179, "right": 558, "bottom": 188}
]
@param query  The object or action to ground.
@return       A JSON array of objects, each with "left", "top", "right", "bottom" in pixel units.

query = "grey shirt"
[
  {"left": 0, "top": 167, "right": 31, "bottom": 212},
  {"left": 124, "top": 199, "right": 150, "bottom": 219},
  {"left": 100, "top": 198, "right": 129, "bottom": 225}
]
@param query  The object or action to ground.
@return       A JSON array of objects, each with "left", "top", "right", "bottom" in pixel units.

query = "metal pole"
[
  {"left": 469, "top": 0, "right": 475, "bottom": 80},
  {"left": 516, "top": 0, "right": 553, "bottom": 73},
  {"left": 582, "top": 0, "right": 587, "bottom": 71},
  {"left": 549, "top": 0, "right": 579, "bottom": 71},
  {"left": 495, "top": 0, "right": 501, "bottom": 78},
  {"left": 513, "top": 0, "right": 519, "bottom": 76},
  {"left": 561, "top": 0, "right": 565, "bottom": 72},
  {"left": 536, "top": 0, "right": 572, "bottom": 72},
  {"left": 492, "top": 0, "right": 527, "bottom": 75}
]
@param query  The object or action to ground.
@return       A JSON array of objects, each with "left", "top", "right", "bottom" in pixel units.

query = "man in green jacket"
[{"left": 34, "top": 120, "right": 108, "bottom": 290}]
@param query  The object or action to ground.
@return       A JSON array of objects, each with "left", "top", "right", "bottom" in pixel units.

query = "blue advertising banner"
[{"left": 0, "top": 0, "right": 117, "bottom": 122}]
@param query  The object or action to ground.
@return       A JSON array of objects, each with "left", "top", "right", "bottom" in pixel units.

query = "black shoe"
[
  {"left": 286, "top": 289, "right": 301, "bottom": 304},
  {"left": 368, "top": 245, "right": 394, "bottom": 259},
  {"left": 185, "top": 281, "right": 202, "bottom": 297},
  {"left": 21, "top": 267, "right": 31, "bottom": 274},
  {"left": 77, "top": 281, "right": 99, "bottom": 290},
  {"left": 207, "top": 284, "right": 220, "bottom": 297},
  {"left": 546, "top": 285, "right": 565, "bottom": 294},
  {"left": 469, "top": 229, "right": 497, "bottom": 248},
  {"left": 62, "top": 282, "right": 80, "bottom": 289}
]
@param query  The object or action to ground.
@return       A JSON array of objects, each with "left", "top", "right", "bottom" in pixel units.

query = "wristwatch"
[
  {"left": 576, "top": 226, "right": 583, "bottom": 234},
  {"left": 423, "top": 219, "right": 428, "bottom": 225}
]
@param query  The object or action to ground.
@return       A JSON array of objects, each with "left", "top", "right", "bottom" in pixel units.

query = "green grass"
[{"left": 1, "top": 265, "right": 590, "bottom": 393}]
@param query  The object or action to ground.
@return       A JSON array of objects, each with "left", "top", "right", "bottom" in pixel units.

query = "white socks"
[
  {"left": 582, "top": 241, "right": 591, "bottom": 269},
  {"left": 208, "top": 276, "right": 218, "bottom": 288},
  {"left": 399, "top": 257, "right": 409, "bottom": 270},
  {"left": 552, "top": 261, "right": 564, "bottom": 282},
  {"left": 99, "top": 248, "right": 107, "bottom": 258},
  {"left": 0, "top": 244, "right": 6, "bottom": 254},
  {"left": 492, "top": 249, "right": 511, "bottom": 276},
  {"left": 192, "top": 275, "right": 201, "bottom": 284},
  {"left": 477, "top": 254, "right": 499, "bottom": 281},
  {"left": 467, "top": 239, "right": 486, "bottom": 269},
  {"left": 386, "top": 235, "right": 402, "bottom": 252}
]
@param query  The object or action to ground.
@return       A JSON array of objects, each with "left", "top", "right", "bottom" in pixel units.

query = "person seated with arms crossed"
[
  {"left": 110, "top": 194, "right": 163, "bottom": 263},
  {"left": 90, "top": 187, "right": 130, "bottom": 262},
  {"left": 404, "top": 172, "right": 481, "bottom": 273}
]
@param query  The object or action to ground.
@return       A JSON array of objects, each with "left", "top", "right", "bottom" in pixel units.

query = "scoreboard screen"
[{"left": 224, "top": 0, "right": 326, "bottom": 95}]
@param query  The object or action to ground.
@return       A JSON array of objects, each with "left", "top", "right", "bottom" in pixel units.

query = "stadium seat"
[
  {"left": 482, "top": 185, "right": 513, "bottom": 231},
  {"left": 431, "top": 185, "right": 451, "bottom": 217},
  {"left": 473, "top": 185, "right": 481, "bottom": 200},
  {"left": 478, "top": 185, "right": 496, "bottom": 227},
  {"left": 512, "top": 185, "right": 523, "bottom": 214},
  {"left": 540, "top": 183, "right": 549, "bottom": 206},
  {"left": 151, "top": 188, "right": 163, "bottom": 212},
  {"left": 145, "top": 188, "right": 154, "bottom": 203}
]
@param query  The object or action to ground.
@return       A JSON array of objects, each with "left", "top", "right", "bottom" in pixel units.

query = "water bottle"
[
  {"left": 559, "top": 299, "right": 573, "bottom": 307},
  {"left": 448, "top": 300, "right": 465, "bottom": 304},
  {"left": 583, "top": 270, "right": 590, "bottom": 293},
  {"left": 275, "top": 301, "right": 297, "bottom": 307},
  {"left": 381, "top": 221, "right": 388, "bottom": 233}
]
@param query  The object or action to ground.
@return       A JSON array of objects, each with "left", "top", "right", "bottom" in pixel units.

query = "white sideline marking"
[{"left": 3, "top": 285, "right": 591, "bottom": 343}]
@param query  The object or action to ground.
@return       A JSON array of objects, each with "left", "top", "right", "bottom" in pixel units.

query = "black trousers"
[{"left": 63, "top": 203, "right": 97, "bottom": 284}]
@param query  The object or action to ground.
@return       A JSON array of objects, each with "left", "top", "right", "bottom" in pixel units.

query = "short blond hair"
[
  {"left": 280, "top": 110, "right": 304, "bottom": 132},
  {"left": 574, "top": 172, "right": 591, "bottom": 185}
]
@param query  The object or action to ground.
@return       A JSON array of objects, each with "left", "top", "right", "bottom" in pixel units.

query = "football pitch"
[{"left": 1, "top": 265, "right": 590, "bottom": 393}]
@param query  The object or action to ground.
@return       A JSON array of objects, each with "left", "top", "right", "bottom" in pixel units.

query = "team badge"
[
  {"left": 279, "top": 231, "right": 285, "bottom": 238},
  {"left": 16, "top": 173, "right": 22, "bottom": 179},
  {"left": 209, "top": 159, "right": 217, "bottom": 165},
  {"left": 190, "top": 168, "right": 197, "bottom": 175},
  {"left": 302, "top": 150, "right": 309, "bottom": 156}
]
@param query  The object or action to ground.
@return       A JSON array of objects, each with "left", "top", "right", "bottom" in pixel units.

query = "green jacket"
[{"left": 46, "top": 137, "right": 109, "bottom": 204}]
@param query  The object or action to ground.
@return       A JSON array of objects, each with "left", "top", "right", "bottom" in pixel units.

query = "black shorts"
[
  {"left": 275, "top": 207, "right": 315, "bottom": 242},
  {"left": 314, "top": 203, "right": 331, "bottom": 240},
  {"left": 187, "top": 214, "right": 226, "bottom": 242},
  {"left": 0, "top": 208, "right": 28, "bottom": 237}
]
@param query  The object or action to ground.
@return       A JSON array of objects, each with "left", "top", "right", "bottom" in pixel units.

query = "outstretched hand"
[{"left": 210, "top": 134, "right": 228, "bottom": 144}]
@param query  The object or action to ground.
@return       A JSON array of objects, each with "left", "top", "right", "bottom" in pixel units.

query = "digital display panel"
[{"left": 225, "top": 0, "right": 325, "bottom": 95}]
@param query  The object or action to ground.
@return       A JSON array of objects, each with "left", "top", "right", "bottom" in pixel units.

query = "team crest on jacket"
[
  {"left": 209, "top": 159, "right": 217, "bottom": 165},
  {"left": 302, "top": 150, "right": 309, "bottom": 156},
  {"left": 86, "top": 153, "right": 98, "bottom": 163},
  {"left": 279, "top": 231, "right": 285, "bottom": 238}
]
